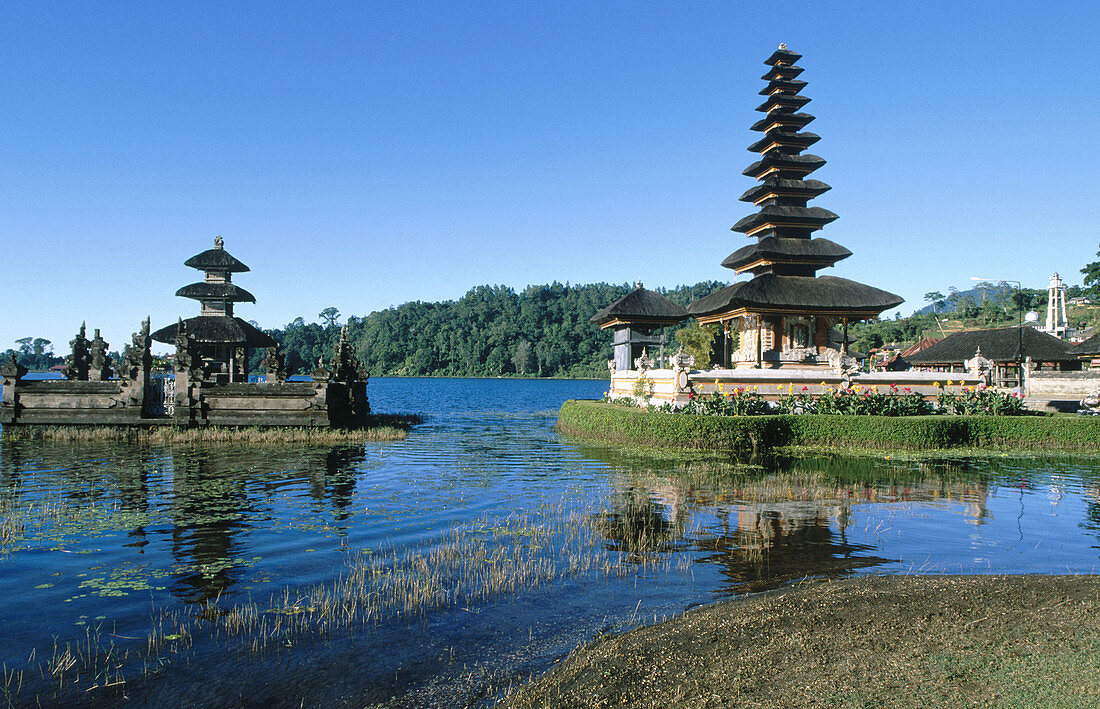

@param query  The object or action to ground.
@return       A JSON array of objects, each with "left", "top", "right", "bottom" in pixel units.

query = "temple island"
[
  {"left": 597, "top": 46, "right": 983, "bottom": 405},
  {"left": 1, "top": 237, "right": 371, "bottom": 429}
]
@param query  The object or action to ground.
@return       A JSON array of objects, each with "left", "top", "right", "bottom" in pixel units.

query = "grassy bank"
[
  {"left": 501, "top": 574, "right": 1100, "bottom": 709},
  {"left": 558, "top": 400, "right": 1100, "bottom": 454},
  {"left": 0, "top": 414, "right": 423, "bottom": 444}
]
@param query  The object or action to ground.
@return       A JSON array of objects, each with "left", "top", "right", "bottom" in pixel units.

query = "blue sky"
[{"left": 3, "top": 1, "right": 1098, "bottom": 353}]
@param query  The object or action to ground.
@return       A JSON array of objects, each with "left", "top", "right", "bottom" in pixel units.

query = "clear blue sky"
[{"left": 3, "top": 1, "right": 1098, "bottom": 354}]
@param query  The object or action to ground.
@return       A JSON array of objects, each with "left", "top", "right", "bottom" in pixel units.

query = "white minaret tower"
[{"left": 1045, "top": 272, "right": 1068, "bottom": 337}]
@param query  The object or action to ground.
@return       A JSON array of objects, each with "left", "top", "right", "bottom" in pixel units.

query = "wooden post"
[{"left": 841, "top": 318, "right": 849, "bottom": 355}]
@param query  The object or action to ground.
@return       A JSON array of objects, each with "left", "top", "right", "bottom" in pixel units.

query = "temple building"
[
  {"left": 686, "top": 46, "right": 903, "bottom": 369},
  {"left": 3, "top": 237, "right": 371, "bottom": 428},
  {"left": 150, "top": 236, "right": 277, "bottom": 382}
]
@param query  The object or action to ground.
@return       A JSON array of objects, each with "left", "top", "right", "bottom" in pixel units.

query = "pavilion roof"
[
  {"left": 899, "top": 337, "right": 942, "bottom": 358},
  {"left": 905, "top": 327, "right": 1075, "bottom": 365},
  {"left": 590, "top": 287, "right": 689, "bottom": 329},
  {"left": 687, "top": 275, "right": 903, "bottom": 317},
  {"left": 150, "top": 316, "right": 277, "bottom": 347},
  {"left": 721, "top": 237, "right": 851, "bottom": 271},
  {"left": 175, "top": 282, "right": 257, "bottom": 303}
]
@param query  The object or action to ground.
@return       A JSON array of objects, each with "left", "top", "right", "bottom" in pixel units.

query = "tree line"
[{"left": 270, "top": 281, "right": 726, "bottom": 378}]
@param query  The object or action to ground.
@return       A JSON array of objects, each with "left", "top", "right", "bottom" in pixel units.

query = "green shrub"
[{"left": 558, "top": 400, "right": 1100, "bottom": 453}]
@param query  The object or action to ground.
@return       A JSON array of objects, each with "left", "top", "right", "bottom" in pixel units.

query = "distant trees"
[
  {"left": 265, "top": 281, "right": 729, "bottom": 378},
  {"left": 3, "top": 337, "right": 62, "bottom": 371},
  {"left": 1082, "top": 245, "right": 1100, "bottom": 298}
]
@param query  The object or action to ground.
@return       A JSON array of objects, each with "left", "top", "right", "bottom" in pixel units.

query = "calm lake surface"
[{"left": 3, "top": 377, "right": 1100, "bottom": 706}]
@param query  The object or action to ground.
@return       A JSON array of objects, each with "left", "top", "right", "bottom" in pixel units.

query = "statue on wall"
[
  {"left": 121, "top": 317, "right": 152, "bottom": 380},
  {"left": 89, "top": 328, "right": 113, "bottom": 380},
  {"left": 263, "top": 343, "right": 287, "bottom": 383},
  {"left": 64, "top": 322, "right": 91, "bottom": 381}
]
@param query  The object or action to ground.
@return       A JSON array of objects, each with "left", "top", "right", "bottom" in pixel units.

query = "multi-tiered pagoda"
[
  {"left": 151, "top": 236, "right": 276, "bottom": 381},
  {"left": 688, "top": 45, "right": 902, "bottom": 368}
]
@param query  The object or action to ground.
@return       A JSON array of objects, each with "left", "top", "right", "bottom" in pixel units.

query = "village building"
[{"left": 905, "top": 326, "right": 1080, "bottom": 388}]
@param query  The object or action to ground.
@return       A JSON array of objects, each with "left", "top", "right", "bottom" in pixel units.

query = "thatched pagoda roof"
[
  {"left": 184, "top": 247, "right": 250, "bottom": 273},
  {"left": 731, "top": 205, "right": 838, "bottom": 234},
  {"left": 591, "top": 287, "right": 689, "bottom": 329},
  {"left": 687, "top": 275, "right": 903, "bottom": 317},
  {"left": 175, "top": 282, "right": 257, "bottom": 303},
  {"left": 905, "top": 327, "right": 1075, "bottom": 365},
  {"left": 739, "top": 177, "right": 830, "bottom": 204},
  {"left": 721, "top": 237, "right": 852, "bottom": 272},
  {"left": 151, "top": 316, "right": 277, "bottom": 347},
  {"left": 764, "top": 47, "right": 802, "bottom": 65}
]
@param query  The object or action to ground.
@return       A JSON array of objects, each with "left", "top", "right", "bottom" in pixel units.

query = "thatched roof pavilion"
[
  {"left": 687, "top": 46, "right": 902, "bottom": 368},
  {"left": 592, "top": 286, "right": 688, "bottom": 371}
]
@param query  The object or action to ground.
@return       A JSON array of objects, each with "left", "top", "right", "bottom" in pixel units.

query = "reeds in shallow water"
[
  {"left": 0, "top": 416, "right": 423, "bottom": 445},
  {"left": 6, "top": 498, "right": 688, "bottom": 705}
]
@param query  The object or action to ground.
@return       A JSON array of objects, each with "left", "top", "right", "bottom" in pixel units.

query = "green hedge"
[{"left": 558, "top": 400, "right": 1100, "bottom": 454}]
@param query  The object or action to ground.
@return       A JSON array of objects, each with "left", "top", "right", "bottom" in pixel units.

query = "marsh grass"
[
  {"left": 0, "top": 415, "right": 423, "bottom": 445},
  {"left": 6, "top": 499, "right": 688, "bottom": 705}
]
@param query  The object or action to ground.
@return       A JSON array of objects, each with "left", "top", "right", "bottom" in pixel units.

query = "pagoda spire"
[{"left": 724, "top": 45, "right": 845, "bottom": 278}]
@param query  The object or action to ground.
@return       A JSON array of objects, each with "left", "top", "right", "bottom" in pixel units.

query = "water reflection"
[{"left": 584, "top": 448, "right": 1095, "bottom": 596}]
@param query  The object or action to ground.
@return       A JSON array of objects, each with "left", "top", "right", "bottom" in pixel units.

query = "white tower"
[{"left": 1045, "top": 272, "right": 1068, "bottom": 337}]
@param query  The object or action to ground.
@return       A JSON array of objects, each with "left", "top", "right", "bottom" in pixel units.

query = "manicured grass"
[{"left": 558, "top": 400, "right": 1100, "bottom": 454}]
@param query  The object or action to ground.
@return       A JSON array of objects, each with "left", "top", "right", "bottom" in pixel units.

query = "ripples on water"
[{"left": 2, "top": 377, "right": 1100, "bottom": 706}]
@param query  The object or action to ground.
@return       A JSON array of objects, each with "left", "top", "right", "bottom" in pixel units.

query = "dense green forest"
[{"left": 271, "top": 281, "right": 727, "bottom": 378}]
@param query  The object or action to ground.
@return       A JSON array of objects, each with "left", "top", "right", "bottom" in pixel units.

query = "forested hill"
[{"left": 271, "top": 281, "right": 727, "bottom": 379}]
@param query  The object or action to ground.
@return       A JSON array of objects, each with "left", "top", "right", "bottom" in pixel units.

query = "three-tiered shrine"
[
  {"left": 151, "top": 236, "right": 276, "bottom": 382},
  {"left": 687, "top": 45, "right": 903, "bottom": 368}
]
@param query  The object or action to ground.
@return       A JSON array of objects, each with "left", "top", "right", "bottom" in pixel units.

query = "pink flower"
[{"left": 801, "top": 386, "right": 808, "bottom": 392}]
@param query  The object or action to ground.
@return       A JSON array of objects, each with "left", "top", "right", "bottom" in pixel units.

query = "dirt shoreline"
[{"left": 499, "top": 575, "right": 1100, "bottom": 708}]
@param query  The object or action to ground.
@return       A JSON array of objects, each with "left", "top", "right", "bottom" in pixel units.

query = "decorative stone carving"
[
  {"left": 671, "top": 347, "right": 695, "bottom": 395},
  {"left": 1, "top": 353, "right": 27, "bottom": 382},
  {"left": 329, "top": 326, "right": 363, "bottom": 383},
  {"left": 633, "top": 347, "right": 655, "bottom": 371},
  {"left": 1080, "top": 390, "right": 1100, "bottom": 415},
  {"left": 607, "top": 358, "right": 616, "bottom": 375},
  {"left": 263, "top": 344, "right": 287, "bottom": 383},
  {"left": 312, "top": 356, "right": 333, "bottom": 384},
  {"left": 825, "top": 347, "right": 859, "bottom": 375},
  {"left": 781, "top": 347, "right": 817, "bottom": 363},
  {"left": 89, "top": 328, "right": 113, "bottom": 380},
  {"left": 120, "top": 318, "right": 152, "bottom": 380},
  {"left": 965, "top": 346, "right": 994, "bottom": 386},
  {"left": 64, "top": 322, "right": 92, "bottom": 381}
]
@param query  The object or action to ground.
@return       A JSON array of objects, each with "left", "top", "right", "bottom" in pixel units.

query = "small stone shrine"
[
  {"left": 2, "top": 237, "right": 370, "bottom": 428},
  {"left": 590, "top": 284, "right": 688, "bottom": 372}
]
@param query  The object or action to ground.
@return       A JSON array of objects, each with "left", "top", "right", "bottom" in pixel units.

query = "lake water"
[{"left": 2, "top": 377, "right": 1100, "bottom": 707}]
